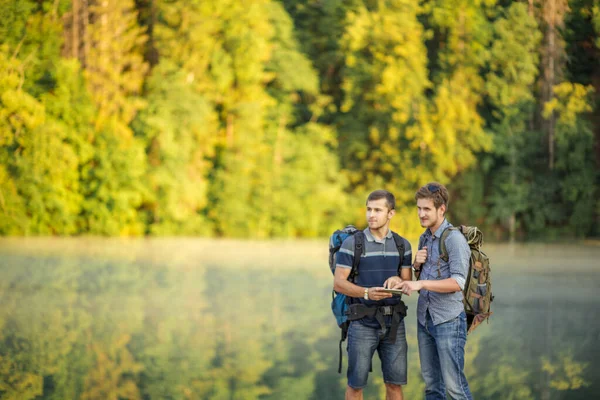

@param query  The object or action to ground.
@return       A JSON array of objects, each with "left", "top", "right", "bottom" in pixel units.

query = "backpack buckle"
[{"left": 381, "top": 306, "right": 393, "bottom": 316}]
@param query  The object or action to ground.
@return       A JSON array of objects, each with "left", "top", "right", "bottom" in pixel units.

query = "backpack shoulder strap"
[
  {"left": 391, "top": 232, "right": 406, "bottom": 275},
  {"left": 417, "top": 234, "right": 425, "bottom": 251},
  {"left": 439, "top": 226, "right": 459, "bottom": 262},
  {"left": 349, "top": 231, "right": 364, "bottom": 282}
]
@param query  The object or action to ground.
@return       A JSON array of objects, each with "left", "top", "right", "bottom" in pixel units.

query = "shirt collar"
[
  {"left": 364, "top": 227, "right": 392, "bottom": 242},
  {"left": 426, "top": 218, "right": 451, "bottom": 239}
]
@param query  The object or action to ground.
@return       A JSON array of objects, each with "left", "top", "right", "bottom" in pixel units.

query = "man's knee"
[
  {"left": 443, "top": 376, "right": 471, "bottom": 400},
  {"left": 385, "top": 382, "right": 403, "bottom": 392}
]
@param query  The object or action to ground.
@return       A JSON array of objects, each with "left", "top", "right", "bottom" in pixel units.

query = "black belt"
[{"left": 346, "top": 302, "right": 407, "bottom": 343}]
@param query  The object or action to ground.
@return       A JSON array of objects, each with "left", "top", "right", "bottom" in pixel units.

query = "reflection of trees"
[
  {"left": 1, "top": 241, "right": 598, "bottom": 399},
  {"left": 0, "top": 242, "right": 351, "bottom": 399},
  {"left": 0, "top": 255, "right": 83, "bottom": 400},
  {"left": 81, "top": 337, "right": 142, "bottom": 400},
  {"left": 201, "top": 265, "right": 335, "bottom": 399},
  {"left": 470, "top": 291, "right": 596, "bottom": 399},
  {"left": 542, "top": 353, "right": 589, "bottom": 392},
  {"left": 0, "top": 253, "right": 150, "bottom": 399}
]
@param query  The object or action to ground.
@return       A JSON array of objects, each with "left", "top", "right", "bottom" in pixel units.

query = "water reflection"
[{"left": 0, "top": 239, "right": 598, "bottom": 399}]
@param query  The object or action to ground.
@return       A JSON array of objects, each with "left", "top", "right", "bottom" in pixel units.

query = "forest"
[{"left": 0, "top": 0, "right": 598, "bottom": 240}]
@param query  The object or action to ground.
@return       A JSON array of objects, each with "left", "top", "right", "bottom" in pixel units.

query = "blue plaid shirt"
[{"left": 416, "top": 219, "right": 470, "bottom": 326}]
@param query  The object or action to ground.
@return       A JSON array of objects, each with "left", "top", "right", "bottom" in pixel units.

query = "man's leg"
[
  {"left": 346, "top": 322, "right": 378, "bottom": 399},
  {"left": 434, "top": 312, "right": 473, "bottom": 400},
  {"left": 384, "top": 383, "right": 403, "bottom": 400},
  {"left": 418, "top": 312, "right": 446, "bottom": 400},
  {"left": 379, "top": 320, "right": 407, "bottom": 400},
  {"left": 345, "top": 386, "right": 363, "bottom": 400}
]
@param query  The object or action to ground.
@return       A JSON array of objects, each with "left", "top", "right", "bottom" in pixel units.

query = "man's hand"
[
  {"left": 383, "top": 276, "right": 403, "bottom": 289},
  {"left": 397, "top": 280, "right": 423, "bottom": 296},
  {"left": 415, "top": 246, "right": 428, "bottom": 265},
  {"left": 367, "top": 287, "right": 393, "bottom": 301}
]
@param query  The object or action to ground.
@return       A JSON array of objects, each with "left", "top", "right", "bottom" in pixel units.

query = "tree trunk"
[
  {"left": 547, "top": 0, "right": 556, "bottom": 170},
  {"left": 72, "top": 0, "right": 80, "bottom": 59},
  {"left": 540, "top": 0, "right": 568, "bottom": 170},
  {"left": 509, "top": 138, "right": 516, "bottom": 243},
  {"left": 135, "top": 0, "right": 158, "bottom": 66},
  {"left": 82, "top": 0, "right": 90, "bottom": 68},
  {"left": 529, "top": 0, "right": 534, "bottom": 16}
]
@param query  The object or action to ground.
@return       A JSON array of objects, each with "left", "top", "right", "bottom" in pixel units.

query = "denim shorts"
[{"left": 347, "top": 320, "right": 408, "bottom": 389}]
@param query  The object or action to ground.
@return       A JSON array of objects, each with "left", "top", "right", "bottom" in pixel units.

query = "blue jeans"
[
  {"left": 347, "top": 320, "right": 407, "bottom": 389},
  {"left": 418, "top": 311, "right": 472, "bottom": 400}
]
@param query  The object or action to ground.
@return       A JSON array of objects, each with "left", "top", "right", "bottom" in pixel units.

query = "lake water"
[{"left": 0, "top": 238, "right": 599, "bottom": 399}]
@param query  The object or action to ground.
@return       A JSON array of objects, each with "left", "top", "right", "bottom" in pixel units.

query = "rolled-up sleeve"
[{"left": 445, "top": 231, "right": 470, "bottom": 290}]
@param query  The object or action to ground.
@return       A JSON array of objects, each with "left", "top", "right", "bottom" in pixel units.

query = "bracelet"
[{"left": 363, "top": 287, "right": 369, "bottom": 300}]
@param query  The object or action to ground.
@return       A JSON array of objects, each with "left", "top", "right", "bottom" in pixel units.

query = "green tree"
[
  {"left": 76, "top": 0, "right": 149, "bottom": 235},
  {"left": 420, "top": 0, "right": 494, "bottom": 181},
  {"left": 541, "top": 83, "right": 596, "bottom": 237},
  {"left": 0, "top": 48, "right": 82, "bottom": 235},
  {"left": 84, "top": 0, "right": 147, "bottom": 126},
  {"left": 0, "top": 1, "right": 82, "bottom": 235},
  {"left": 0, "top": 47, "right": 29, "bottom": 234},
  {"left": 148, "top": 0, "right": 347, "bottom": 237},
  {"left": 538, "top": 0, "right": 570, "bottom": 171},
  {"left": 255, "top": 2, "right": 348, "bottom": 237},
  {"left": 484, "top": 3, "right": 541, "bottom": 241},
  {"left": 0, "top": 0, "right": 70, "bottom": 96},
  {"left": 338, "top": 0, "right": 430, "bottom": 189},
  {"left": 132, "top": 61, "right": 216, "bottom": 235},
  {"left": 333, "top": 0, "right": 431, "bottom": 233}
]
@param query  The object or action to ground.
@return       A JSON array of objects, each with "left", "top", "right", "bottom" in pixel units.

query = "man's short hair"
[
  {"left": 415, "top": 182, "right": 449, "bottom": 210},
  {"left": 366, "top": 190, "right": 396, "bottom": 210}
]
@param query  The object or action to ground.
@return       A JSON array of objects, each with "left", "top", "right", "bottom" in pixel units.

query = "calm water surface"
[{"left": 0, "top": 238, "right": 598, "bottom": 399}]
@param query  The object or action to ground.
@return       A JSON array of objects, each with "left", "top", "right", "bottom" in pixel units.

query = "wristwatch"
[
  {"left": 412, "top": 263, "right": 421, "bottom": 273},
  {"left": 363, "top": 287, "right": 369, "bottom": 300}
]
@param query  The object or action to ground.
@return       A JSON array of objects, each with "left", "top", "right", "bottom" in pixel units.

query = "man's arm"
[
  {"left": 400, "top": 240, "right": 412, "bottom": 281},
  {"left": 334, "top": 266, "right": 364, "bottom": 297},
  {"left": 445, "top": 230, "right": 469, "bottom": 291},
  {"left": 397, "top": 277, "right": 460, "bottom": 295},
  {"left": 412, "top": 245, "right": 427, "bottom": 277},
  {"left": 400, "top": 267, "right": 412, "bottom": 281}
]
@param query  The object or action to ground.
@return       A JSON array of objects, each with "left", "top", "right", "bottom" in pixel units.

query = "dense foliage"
[{"left": 0, "top": 0, "right": 598, "bottom": 239}]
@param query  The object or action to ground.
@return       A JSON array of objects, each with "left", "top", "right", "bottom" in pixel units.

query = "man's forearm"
[
  {"left": 334, "top": 277, "right": 366, "bottom": 298},
  {"left": 420, "top": 278, "right": 461, "bottom": 293},
  {"left": 400, "top": 268, "right": 412, "bottom": 281}
]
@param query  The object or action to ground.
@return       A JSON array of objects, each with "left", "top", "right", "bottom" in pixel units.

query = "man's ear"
[
  {"left": 439, "top": 204, "right": 446, "bottom": 216},
  {"left": 388, "top": 209, "right": 396, "bottom": 219}
]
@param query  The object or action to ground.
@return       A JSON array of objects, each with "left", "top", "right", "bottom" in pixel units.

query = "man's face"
[
  {"left": 417, "top": 198, "right": 445, "bottom": 229},
  {"left": 366, "top": 198, "right": 394, "bottom": 230}
]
